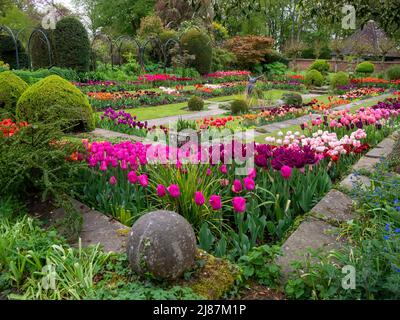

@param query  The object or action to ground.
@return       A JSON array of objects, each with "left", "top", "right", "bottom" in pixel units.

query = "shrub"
[
  {"left": 138, "top": 15, "right": 164, "bottom": 38},
  {"left": 0, "top": 72, "right": 29, "bottom": 115},
  {"left": 387, "top": 65, "right": 400, "bottom": 80},
  {"left": 264, "top": 50, "right": 289, "bottom": 66},
  {"left": 212, "top": 47, "right": 236, "bottom": 71},
  {"left": 0, "top": 60, "right": 10, "bottom": 72},
  {"left": 304, "top": 70, "right": 324, "bottom": 87},
  {"left": 0, "top": 34, "right": 29, "bottom": 69},
  {"left": 54, "top": 17, "right": 91, "bottom": 72},
  {"left": 16, "top": 75, "right": 95, "bottom": 132},
  {"left": 230, "top": 99, "right": 248, "bottom": 115},
  {"left": 309, "top": 59, "right": 330, "bottom": 74},
  {"left": 330, "top": 72, "right": 350, "bottom": 90},
  {"left": 188, "top": 96, "right": 204, "bottom": 111},
  {"left": 355, "top": 61, "right": 375, "bottom": 75},
  {"left": 282, "top": 92, "right": 302, "bottom": 106},
  {"left": 181, "top": 29, "right": 213, "bottom": 75},
  {"left": 224, "top": 35, "right": 274, "bottom": 70},
  {"left": 264, "top": 62, "right": 288, "bottom": 76}
]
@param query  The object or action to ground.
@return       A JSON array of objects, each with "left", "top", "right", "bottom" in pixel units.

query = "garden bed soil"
[{"left": 239, "top": 283, "right": 285, "bottom": 300}]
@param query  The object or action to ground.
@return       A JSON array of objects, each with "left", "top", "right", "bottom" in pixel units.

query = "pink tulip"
[
  {"left": 168, "top": 184, "right": 180, "bottom": 198},
  {"left": 247, "top": 168, "right": 256, "bottom": 179},
  {"left": 243, "top": 177, "right": 255, "bottom": 191},
  {"left": 206, "top": 168, "right": 211, "bottom": 176},
  {"left": 220, "top": 164, "right": 227, "bottom": 174},
  {"left": 232, "top": 197, "right": 246, "bottom": 213},
  {"left": 232, "top": 179, "right": 243, "bottom": 193},
  {"left": 138, "top": 174, "right": 148, "bottom": 187},
  {"left": 280, "top": 165, "right": 292, "bottom": 180},
  {"left": 194, "top": 191, "right": 205, "bottom": 206},
  {"left": 127, "top": 171, "right": 138, "bottom": 184},
  {"left": 156, "top": 184, "right": 166, "bottom": 197},
  {"left": 100, "top": 160, "right": 107, "bottom": 171},
  {"left": 109, "top": 176, "right": 117, "bottom": 185},
  {"left": 209, "top": 195, "right": 222, "bottom": 210}
]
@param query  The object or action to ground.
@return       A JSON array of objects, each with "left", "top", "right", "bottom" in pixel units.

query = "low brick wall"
[{"left": 289, "top": 58, "right": 400, "bottom": 72}]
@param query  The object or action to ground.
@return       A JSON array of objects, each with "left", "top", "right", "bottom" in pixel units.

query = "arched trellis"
[
  {"left": 91, "top": 33, "right": 114, "bottom": 70},
  {"left": 114, "top": 35, "right": 155, "bottom": 72},
  {"left": 158, "top": 37, "right": 182, "bottom": 73},
  {"left": 25, "top": 28, "right": 53, "bottom": 70},
  {"left": 0, "top": 25, "right": 19, "bottom": 69}
]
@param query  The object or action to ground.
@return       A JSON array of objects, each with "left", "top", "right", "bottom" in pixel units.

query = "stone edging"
[{"left": 276, "top": 132, "right": 398, "bottom": 280}]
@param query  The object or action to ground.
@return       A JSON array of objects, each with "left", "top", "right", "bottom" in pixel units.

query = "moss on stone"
[{"left": 179, "top": 249, "right": 240, "bottom": 300}]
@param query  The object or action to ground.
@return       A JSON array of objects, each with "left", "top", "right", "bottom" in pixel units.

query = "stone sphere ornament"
[{"left": 126, "top": 210, "right": 197, "bottom": 280}]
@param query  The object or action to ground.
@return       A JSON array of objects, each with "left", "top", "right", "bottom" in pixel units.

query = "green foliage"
[
  {"left": 16, "top": 75, "right": 95, "bottom": 132},
  {"left": 0, "top": 60, "right": 10, "bottom": 72},
  {"left": 188, "top": 95, "right": 204, "bottom": 111},
  {"left": 304, "top": 70, "right": 324, "bottom": 87},
  {"left": 387, "top": 65, "right": 400, "bottom": 80},
  {"left": 12, "top": 67, "right": 79, "bottom": 84},
  {"left": 282, "top": 92, "right": 303, "bottom": 106},
  {"left": 212, "top": 22, "right": 229, "bottom": 42},
  {"left": 309, "top": 59, "right": 330, "bottom": 74},
  {"left": 54, "top": 17, "right": 91, "bottom": 72},
  {"left": 264, "top": 62, "right": 288, "bottom": 76},
  {"left": 211, "top": 47, "right": 236, "bottom": 71},
  {"left": 238, "top": 245, "right": 281, "bottom": 287},
  {"left": 138, "top": 14, "right": 164, "bottom": 38},
  {"left": 285, "top": 168, "right": 400, "bottom": 300},
  {"left": 264, "top": 50, "right": 289, "bottom": 66},
  {"left": 29, "top": 29, "right": 54, "bottom": 69},
  {"left": 0, "top": 71, "right": 28, "bottom": 114},
  {"left": 0, "top": 34, "right": 29, "bottom": 69},
  {"left": 230, "top": 99, "right": 248, "bottom": 115},
  {"left": 330, "top": 71, "right": 350, "bottom": 90},
  {"left": 180, "top": 29, "right": 213, "bottom": 75},
  {"left": 355, "top": 61, "right": 375, "bottom": 75}
]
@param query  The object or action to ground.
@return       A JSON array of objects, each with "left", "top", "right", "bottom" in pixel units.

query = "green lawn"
[{"left": 122, "top": 102, "right": 190, "bottom": 121}]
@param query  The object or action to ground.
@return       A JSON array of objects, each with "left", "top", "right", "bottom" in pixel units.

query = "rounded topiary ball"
[
  {"left": 282, "top": 92, "right": 303, "bottom": 106},
  {"left": 127, "top": 210, "right": 197, "bottom": 280},
  {"left": 181, "top": 29, "right": 212, "bottom": 75},
  {"left": 16, "top": 75, "right": 95, "bottom": 132},
  {"left": 188, "top": 95, "right": 204, "bottom": 111},
  {"left": 309, "top": 59, "right": 330, "bottom": 74},
  {"left": 355, "top": 61, "right": 375, "bottom": 75},
  {"left": 330, "top": 72, "right": 349, "bottom": 90},
  {"left": 305, "top": 70, "right": 324, "bottom": 87},
  {"left": 0, "top": 71, "right": 29, "bottom": 114},
  {"left": 387, "top": 65, "right": 400, "bottom": 80},
  {"left": 230, "top": 99, "right": 248, "bottom": 115}
]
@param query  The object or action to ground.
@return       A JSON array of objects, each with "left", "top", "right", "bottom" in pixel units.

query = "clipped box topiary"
[
  {"left": 230, "top": 99, "right": 248, "bottom": 115},
  {"left": 355, "top": 61, "right": 375, "bottom": 75},
  {"left": 16, "top": 75, "right": 95, "bottom": 132},
  {"left": 282, "top": 92, "right": 303, "bottom": 106},
  {"left": 181, "top": 29, "right": 213, "bottom": 75},
  {"left": 387, "top": 65, "right": 400, "bottom": 80},
  {"left": 330, "top": 71, "right": 350, "bottom": 90},
  {"left": 304, "top": 70, "right": 324, "bottom": 87},
  {"left": 309, "top": 59, "right": 330, "bottom": 74},
  {"left": 188, "top": 96, "right": 204, "bottom": 111},
  {"left": 0, "top": 71, "right": 29, "bottom": 114}
]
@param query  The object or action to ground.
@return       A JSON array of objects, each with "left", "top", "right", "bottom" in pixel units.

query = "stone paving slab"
[
  {"left": 74, "top": 209, "right": 129, "bottom": 253},
  {"left": 365, "top": 137, "right": 396, "bottom": 159},
  {"left": 51, "top": 200, "right": 129, "bottom": 253},
  {"left": 310, "top": 189, "right": 354, "bottom": 223},
  {"left": 352, "top": 156, "right": 381, "bottom": 171},
  {"left": 340, "top": 174, "right": 371, "bottom": 192},
  {"left": 91, "top": 128, "right": 144, "bottom": 142},
  {"left": 276, "top": 217, "right": 342, "bottom": 277}
]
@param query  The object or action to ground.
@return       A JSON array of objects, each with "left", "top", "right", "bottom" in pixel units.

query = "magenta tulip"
[
  {"left": 109, "top": 176, "right": 117, "bottom": 185},
  {"left": 243, "top": 177, "right": 255, "bottom": 191},
  {"left": 127, "top": 171, "right": 138, "bottom": 184},
  {"left": 138, "top": 174, "right": 148, "bottom": 187},
  {"left": 232, "top": 179, "right": 243, "bottom": 193},
  {"left": 156, "top": 184, "right": 166, "bottom": 197},
  {"left": 168, "top": 184, "right": 180, "bottom": 198},
  {"left": 209, "top": 195, "right": 222, "bottom": 210},
  {"left": 194, "top": 191, "right": 205, "bottom": 206},
  {"left": 280, "top": 165, "right": 292, "bottom": 180},
  {"left": 232, "top": 197, "right": 246, "bottom": 213}
]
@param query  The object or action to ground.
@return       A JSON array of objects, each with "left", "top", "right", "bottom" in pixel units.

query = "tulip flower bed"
[
  {"left": 338, "top": 87, "right": 385, "bottom": 100},
  {"left": 308, "top": 97, "right": 351, "bottom": 112},
  {"left": 301, "top": 97, "right": 400, "bottom": 146},
  {"left": 97, "top": 108, "right": 168, "bottom": 137},
  {"left": 73, "top": 121, "right": 379, "bottom": 259}
]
